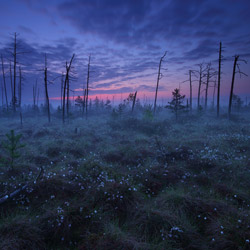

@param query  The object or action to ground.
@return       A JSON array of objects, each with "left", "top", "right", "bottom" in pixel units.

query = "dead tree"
[
  {"left": 212, "top": 80, "right": 217, "bottom": 109},
  {"left": 189, "top": 70, "right": 193, "bottom": 112},
  {"left": 1, "top": 54, "right": 8, "bottom": 110},
  {"left": 228, "top": 55, "right": 247, "bottom": 118},
  {"left": 217, "top": 42, "right": 224, "bottom": 117},
  {"left": 61, "top": 72, "right": 64, "bottom": 109},
  {"left": 154, "top": 51, "right": 167, "bottom": 114},
  {"left": 132, "top": 91, "right": 137, "bottom": 113},
  {"left": 33, "top": 80, "right": 38, "bottom": 109},
  {"left": 66, "top": 78, "right": 70, "bottom": 117},
  {"left": 62, "top": 54, "right": 75, "bottom": 123},
  {"left": 83, "top": 88, "right": 86, "bottom": 115},
  {"left": 196, "top": 63, "right": 206, "bottom": 110},
  {"left": 9, "top": 62, "right": 13, "bottom": 103},
  {"left": 44, "top": 54, "right": 50, "bottom": 122},
  {"left": 85, "top": 55, "right": 91, "bottom": 117},
  {"left": 18, "top": 66, "right": 22, "bottom": 108},
  {"left": 204, "top": 63, "right": 217, "bottom": 111}
]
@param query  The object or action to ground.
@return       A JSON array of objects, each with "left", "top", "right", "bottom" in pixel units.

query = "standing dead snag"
[
  {"left": 196, "top": 63, "right": 206, "bottom": 111},
  {"left": 62, "top": 54, "right": 75, "bottom": 123},
  {"left": 154, "top": 51, "right": 167, "bottom": 114},
  {"left": 1, "top": 54, "right": 8, "bottom": 110},
  {"left": 217, "top": 42, "right": 223, "bottom": 117},
  {"left": 132, "top": 91, "right": 137, "bottom": 113},
  {"left": 228, "top": 55, "right": 247, "bottom": 118},
  {"left": 85, "top": 55, "right": 91, "bottom": 118},
  {"left": 33, "top": 80, "right": 38, "bottom": 109},
  {"left": 44, "top": 54, "right": 50, "bottom": 123},
  {"left": 189, "top": 70, "right": 193, "bottom": 112},
  {"left": 18, "top": 66, "right": 22, "bottom": 108}
]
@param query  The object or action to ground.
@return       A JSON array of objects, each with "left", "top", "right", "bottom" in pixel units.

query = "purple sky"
[{"left": 0, "top": 0, "right": 250, "bottom": 106}]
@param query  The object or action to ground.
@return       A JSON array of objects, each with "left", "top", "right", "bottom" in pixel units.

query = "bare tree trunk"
[
  {"left": 18, "top": 66, "right": 22, "bottom": 108},
  {"left": 1, "top": 80, "right": 3, "bottom": 107},
  {"left": 205, "top": 64, "right": 211, "bottom": 111},
  {"left": 9, "top": 62, "right": 13, "bottom": 105},
  {"left": 62, "top": 54, "right": 75, "bottom": 123},
  {"left": 197, "top": 64, "right": 203, "bottom": 111},
  {"left": 85, "top": 55, "right": 91, "bottom": 118},
  {"left": 61, "top": 73, "right": 64, "bottom": 109},
  {"left": 132, "top": 91, "right": 137, "bottom": 113},
  {"left": 217, "top": 42, "right": 222, "bottom": 117},
  {"left": 212, "top": 81, "right": 216, "bottom": 110},
  {"left": 154, "top": 51, "right": 167, "bottom": 114},
  {"left": 37, "top": 87, "right": 40, "bottom": 107},
  {"left": 83, "top": 88, "right": 86, "bottom": 115},
  {"left": 33, "top": 80, "right": 37, "bottom": 109},
  {"left": 66, "top": 78, "right": 69, "bottom": 117},
  {"left": 189, "top": 70, "right": 192, "bottom": 113},
  {"left": 13, "top": 32, "right": 17, "bottom": 112},
  {"left": 44, "top": 54, "right": 50, "bottom": 123},
  {"left": 1, "top": 55, "right": 8, "bottom": 110},
  {"left": 228, "top": 55, "right": 239, "bottom": 118}
]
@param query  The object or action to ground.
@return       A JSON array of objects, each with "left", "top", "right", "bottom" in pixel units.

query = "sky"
[{"left": 0, "top": 0, "right": 250, "bottom": 106}]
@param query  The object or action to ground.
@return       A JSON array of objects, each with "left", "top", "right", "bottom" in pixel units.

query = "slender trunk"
[
  {"left": 154, "top": 51, "right": 167, "bottom": 114},
  {"left": 217, "top": 42, "right": 222, "bottom": 117},
  {"left": 62, "top": 54, "right": 75, "bottom": 123},
  {"left": 189, "top": 70, "right": 192, "bottom": 113},
  {"left": 1, "top": 80, "right": 3, "bottom": 107},
  {"left": 83, "top": 88, "right": 86, "bottom": 115},
  {"left": 66, "top": 78, "right": 69, "bottom": 117},
  {"left": 44, "top": 54, "right": 50, "bottom": 122},
  {"left": 37, "top": 87, "right": 40, "bottom": 107},
  {"left": 212, "top": 81, "right": 216, "bottom": 110},
  {"left": 18, "top": 66, "right": 22, "bottom": 108},
  {"left": 86, "top": 55, "right": 91, "bottom": 117},
  {"left": 13, "top": 32, "right": 17, "bottom": 112},
  {"left": 33, "top": 80, "right": 37, "bottom": 109},
  {"left": 205, "top": 67, "right": 210, "bottom": 111},
  {"left": 1, "top": 55, "right": 8, "bottom": 110},
  {"left": 197, "top": 65, "right": 202, "bottom": 110},
  {"left": 132, "top": 91, "right": 137, "bottom": 113},
  {"left": 10, "top": 62, "right": 13, "bottom": 104},
  {"left": 61, "top": 73, "right": 63, "bottom": 109},
  {"left": 228, "top": 55, "right": 239, "bottom": 118}
]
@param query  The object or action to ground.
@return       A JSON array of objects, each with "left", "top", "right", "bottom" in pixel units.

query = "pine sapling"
[{"left": 2, "top": 130, "right": 25, "bottom": 171}]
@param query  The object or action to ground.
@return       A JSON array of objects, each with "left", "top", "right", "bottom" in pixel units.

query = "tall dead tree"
[
  {"left": 197, "top": 63, "right": 205, "bottom": 110},
  {"left": 212, "top": 80, "right": 217, "bottom": 110},
  {"left": 204, "top": 63, "right": 217, "bottom": 111},
  {"left": 83, "top": 88, "right": 86, "bottom": 115},
  {"left": 1, "top": 54, "right": 8, "bottom": 110},
  {"left": 189, "top": 70, "right": 193, "bottom": 112},
  {"left": 66, "top": 77, "right": 70, "bottom": 117},
  {"left": 61, "top": 73, "right": 64, "bottom": 109},
  {"left": 228, "top": 55, "right": 247, "bottom": 118},
  {"left": 12, "top": 33, "right": 17, "bottom": 111},
  {"left": 85, "top": 55, "right": 91, "bottom": 117},
  {"left": 9, "top": 62, "right": 13, "bottom": 103},
  {"left": 132, "top": 91, "right": 137, "bottom": 113},
  {"left": 44, "top": 54, "right": 50, "bottom": 122},
  {"left": 33, "top": 80, "right": 38, "bottom": 109},
  {"left": 62, "top": 54, "right": 75, "bottom": 123},
  {"left": 154, "top": 51, "right": 167, "bottom": 114},
  {"left": 204, "top": 63, "right": 211, "bottom": 111},
  {"left": 18, "top": 66, "right": 22, "bottom": 108},
  {"left": 217, "top": 42, "right": 223, "bottom": 117}
]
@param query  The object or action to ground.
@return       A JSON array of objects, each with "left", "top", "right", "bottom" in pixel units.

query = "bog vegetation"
[{"left": 0, "top": 35, "right": 250, "bottom": 249}]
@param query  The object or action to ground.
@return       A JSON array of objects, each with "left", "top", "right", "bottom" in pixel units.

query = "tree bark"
[
  {"left": 1, "top": 54, "right": 8, "bottom": 110},
  {"left": 154, "top": 51, "right": 167, "bottom": 114},
  {"left": 228, "top": 55, "right": 239, "bottom": 118},
  {"left": 217, "top": 42, "right": 222, "bottom": 117}
]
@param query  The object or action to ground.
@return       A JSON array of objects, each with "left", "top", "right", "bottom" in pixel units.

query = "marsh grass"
[{"left": 0, "top": 112, "right": 250, "bottom": 249}]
